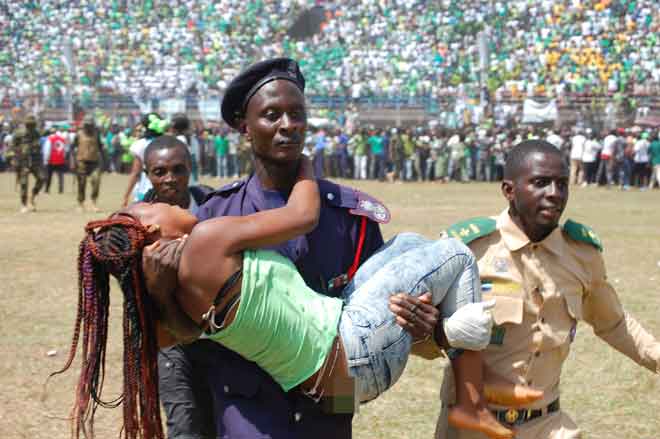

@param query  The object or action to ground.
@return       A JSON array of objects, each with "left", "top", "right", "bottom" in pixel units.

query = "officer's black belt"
[{"left": 492, "top": 398, "right": 560, "bottom": 426}]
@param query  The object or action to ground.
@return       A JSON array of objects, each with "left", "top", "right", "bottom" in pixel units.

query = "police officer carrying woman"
[{"left": 145, "top": 58, "right": 439, "bottom": 438}]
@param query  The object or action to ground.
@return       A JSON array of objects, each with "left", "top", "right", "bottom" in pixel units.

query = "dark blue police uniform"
[
  {"left": 157, "top": 56, "right": 390, "bottom": 439},
  {"left": 181, "top": 172, "right": 387, "bottom": 439}
]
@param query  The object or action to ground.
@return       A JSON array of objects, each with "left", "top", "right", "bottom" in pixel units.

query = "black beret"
[{"left": 221, "top": 58, "right": 305, "bottom": 128}]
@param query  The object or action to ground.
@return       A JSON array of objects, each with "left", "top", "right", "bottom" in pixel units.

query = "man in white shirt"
[
  {"left": 569, "top": 130, "right": 586, "bottom": 185},
  {"left": 227, "top": 131, "right": 240, "bottom": 178},
  {"left": 581, "top": 131, "right": 601, "bottom": 186},
  {"left": 595, "top": 130, "right": 618, "bottom": 186},
  {"left": 633, "top": 132, "right": 651, "bottom": 189},
  {"left": 545, "top": 130, "right": 564, "bottom": 150}
]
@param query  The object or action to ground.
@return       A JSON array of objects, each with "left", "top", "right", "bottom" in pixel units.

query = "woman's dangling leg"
[
  {"left": 339, "top": 235, "right": 480, "bottom": 402},
  {"left": 449, "top": 351, "right": 514, "bottom": 439},
  {"left": 338, "top": 235, "right": 517, "bottom": 438}
]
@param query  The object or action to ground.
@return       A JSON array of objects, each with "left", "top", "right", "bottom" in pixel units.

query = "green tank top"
[{"left": 206, "top": 249, "right": 343, "bottom": 391}]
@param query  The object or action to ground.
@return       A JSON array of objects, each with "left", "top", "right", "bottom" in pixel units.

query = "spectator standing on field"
[
  {"left": 618, "top": 131, "right": 634, "bottom": 190},
  {"left": 401, "top": 128, "right": 415, "bottom": 181},
  {"left": 368, "top": 129, "right": 386, "bottom": 181},
  {"left": 102, "top": 124, "right": 117, "bottom": 173},
  {"left": 581, "top": 130, "right": 601, "bottom": 186},
  {"left": 7, "top": 115, "right": 46, "bottom": 213},
  {"left": 475, "top": 129, "right": 493, "bottom": 182},
  {"left": 649, "top": 132, "right": 660, "bottom": 189},
  {"left": 448, "top": 132, "right": 466, "bottom": 182},
  {"left": 633, "top": 132, "right": 651, "bottom": 189},
  {"left": 72, "top": 115, "right": 105, "bottom": 212},
  {"left": 43, "top": 127, "right": 68, "bottom": 194},
  {"left": 122, "top": 113, "right": 167, "bottom": 206},
  {"left": 570, "top": 129, "right": 586, "bottom": 185},
  {"left": 170, "top": 113, "right": 200, "bottom": 185},
  {"left": 545, "top": 129, "right": 564, "bottom": 150},
  {"left": 351, "top": 128, "right": 368, "bottom": 180},
  {"left": 336, "top": 129, "right": 350, "bottom": 179},
  {"left": 227, "top": 130, "right": 240, "bottom": 178},
  {"left": 214, "top": 129, "right": 229, "bottom": 179},
  {"left": 119, "top": 127, "right": 136, "bottom": 174},
  {"left": 595, "top": 130, "right": 617, "bottom": 186},
  {"left": 434, "top": 130, "right": 450, "bottom": 182}
]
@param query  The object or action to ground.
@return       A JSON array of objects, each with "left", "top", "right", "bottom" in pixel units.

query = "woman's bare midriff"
[
  {"left": 299, "top": 336, "right": 354, "bottom": 398},
  {"left": 216, "top": 288, "right": 354, "bottom": 399}
]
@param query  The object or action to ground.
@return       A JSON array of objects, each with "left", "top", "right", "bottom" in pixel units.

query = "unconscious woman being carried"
[{"left": 53, "top": 157, "right": 540, "bottom": 439}]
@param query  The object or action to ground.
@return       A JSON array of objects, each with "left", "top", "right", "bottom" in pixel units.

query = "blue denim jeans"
[
  {"left": 338, "top": 233, "right": 480, "bottom": 402},
  {"left": 216, "top": 155, "right": 228, "bottom": 178}
]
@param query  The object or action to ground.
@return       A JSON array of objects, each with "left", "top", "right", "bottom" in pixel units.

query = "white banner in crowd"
[
  {"left": 521, "top": 99, "right": 558, "bottom": 123},
  {"left": 160, "top": 98, "right": 186, "bottom": 117},
  {"left": 198, "top": 98, "right": 221, "bottom": 122}
]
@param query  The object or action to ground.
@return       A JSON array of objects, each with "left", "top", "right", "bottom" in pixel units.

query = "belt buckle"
[{"left": 504, "top": 408, "right": 519, "bottom": 424}]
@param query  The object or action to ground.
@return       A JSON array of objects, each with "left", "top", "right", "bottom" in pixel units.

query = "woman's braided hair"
[{"left": 51, "top": 214, "right": 163, "bottom": 439}]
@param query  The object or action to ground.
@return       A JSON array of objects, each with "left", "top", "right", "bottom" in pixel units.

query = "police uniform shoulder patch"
[
  {"left": 349, "top": 190, "right": 390, "bottom": 224},
  {"left": 318, "top": 179, "right": 391, "bottom": 224},
  {"left": 563, "top": 219, "right": 603, "bottom": 252},
  {"left": 445, "top": 217, "right": 497, "bottom": 244}
]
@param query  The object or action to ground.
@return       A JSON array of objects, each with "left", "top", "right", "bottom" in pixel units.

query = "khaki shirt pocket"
[{"left": 484, "top": 293, "right": 524, "bottom": 326}]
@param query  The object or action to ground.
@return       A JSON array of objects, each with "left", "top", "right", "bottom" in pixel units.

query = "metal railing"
[{"left": 2, "top": 91, "right": 658, "bottom": 122}]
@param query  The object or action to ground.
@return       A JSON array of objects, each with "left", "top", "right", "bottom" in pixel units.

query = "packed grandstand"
[{"left": 1, "top": 0, "right": 659, "bottom": 108}]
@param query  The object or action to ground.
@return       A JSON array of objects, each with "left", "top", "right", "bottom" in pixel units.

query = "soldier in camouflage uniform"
[
  {"left": 72, "top": 115, "right": 104, "bottom": 212},
  {"left": 7, "top": 115, "right": 46, "bottom": 213}
]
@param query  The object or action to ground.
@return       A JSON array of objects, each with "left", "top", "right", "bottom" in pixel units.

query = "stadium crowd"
[
  {"left": 2, "top": 116, "right": 659, "bottom": 191},
  {"left": 1, "top": 0, "right": 659, "bottom": 105}
]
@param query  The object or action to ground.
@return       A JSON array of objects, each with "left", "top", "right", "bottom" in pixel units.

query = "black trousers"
[{"left": 45, "top": 164, "right": 66, "bottom": 193}]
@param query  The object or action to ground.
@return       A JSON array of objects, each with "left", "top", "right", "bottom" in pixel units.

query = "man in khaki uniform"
[
  {"left": 393, "top": 140, "right": 660, "bottom": 438},
  {"left": 72, "top": 115, "right": 104, "bottom": 212}
]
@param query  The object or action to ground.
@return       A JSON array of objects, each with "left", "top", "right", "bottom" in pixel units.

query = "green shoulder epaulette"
[
  {"left": 563, "top": 219, "right": 603, "bottom": 252},
  {"left": 445, "top": 217, "right": 497, "bottom": 244}
]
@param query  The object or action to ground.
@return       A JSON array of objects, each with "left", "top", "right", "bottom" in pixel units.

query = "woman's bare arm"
[
  {"left": 186, "top": 156, "right": 319, "bottom": 258},
  {"left": 148, "top": 157, "right": 319, "bottom": 343},
  {"left": 173, "top": 157, "right": 319, "bottom": 328},
  {"left": 143, "top": 239, "right": 202, "bottom": 345}
]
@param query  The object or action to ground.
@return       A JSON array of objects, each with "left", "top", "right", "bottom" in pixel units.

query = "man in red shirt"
[{"left": 44, "top": 127, "right": 68, "bottom": 194}]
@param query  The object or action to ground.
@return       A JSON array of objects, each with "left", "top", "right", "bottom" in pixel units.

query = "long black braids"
[{"left": 50, "top": 215, "right": 163, "bottom": 439}]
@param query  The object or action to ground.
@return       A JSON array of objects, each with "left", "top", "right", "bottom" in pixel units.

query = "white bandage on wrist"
[{"left": 442, "top": 299, "right": 495, "bottom": 351}]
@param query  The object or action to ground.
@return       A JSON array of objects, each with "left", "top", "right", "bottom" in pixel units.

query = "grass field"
[{"left": 1, "top": 172, "right": 659, "bottom": 439}]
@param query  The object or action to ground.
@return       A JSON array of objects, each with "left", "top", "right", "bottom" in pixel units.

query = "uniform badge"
[
  {"left": 349, "top": 193, "right": 390, "bottom": 224},
  {"left": 493, "top": 258, "right": 508, "bottom": 273},
  {"left": 360, "top": 200, "right": 387, "bottom": 222},
  {"left": 504, "top": 409, "right": 519, "bottom": 424},
  {"left": 445, "top": 217, "right": 497, "bottom": 245}
]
